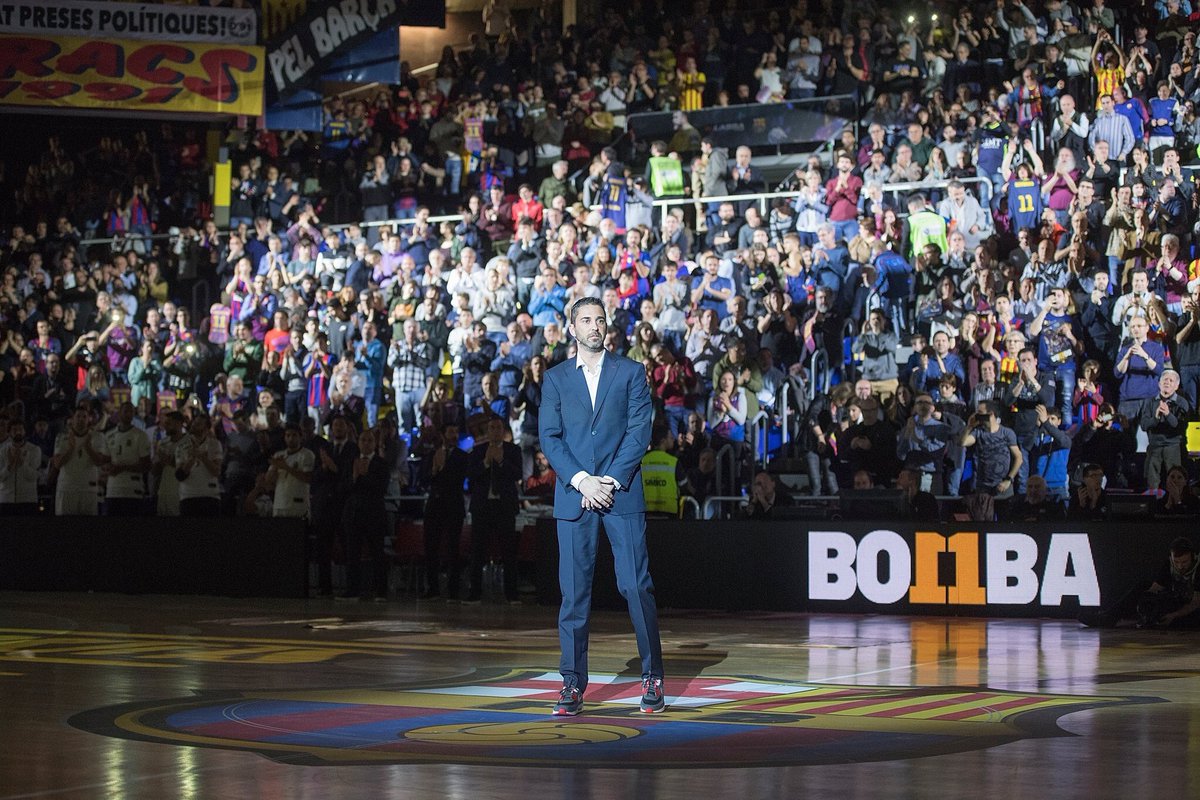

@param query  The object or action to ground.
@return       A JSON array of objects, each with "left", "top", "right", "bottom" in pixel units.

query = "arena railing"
[
  {"left": 630, "top": 175, "right": 996, "bottom": 217},
  {"left": 75, "top": 175, "right": 994, "bottom": 253},
  {"left": 700, "top": 494, "right": 969, "bottom": 520},
  {"left": 680, "top": 495, "right": 701, "bottom": 519}
]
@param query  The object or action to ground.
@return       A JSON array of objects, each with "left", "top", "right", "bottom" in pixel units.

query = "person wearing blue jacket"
[{"left": 538, "top": 296, "right": 664, "bottom": 717}]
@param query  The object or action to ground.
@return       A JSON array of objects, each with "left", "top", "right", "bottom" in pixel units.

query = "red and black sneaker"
[
  {"left": 552, "top": 684, "right": 583, "bottom": 716},
  {"left": 639, "top": 677, "right": 665, "bottom": 713}
]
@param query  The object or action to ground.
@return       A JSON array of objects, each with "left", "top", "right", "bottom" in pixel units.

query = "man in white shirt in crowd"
[
  {"left": 269, "top": 423, "right": 315, "bottom": 519},
  {"left": 937, "top": 180, "right": 992, "bottom": 250},
  {"left": 153, "top": 411, "right": 186, "bottom": 517},
  {"left": 1111, "top": 268, "right": 1157, "bottom": 339},
  {"left": 175, "top": 412, "right": 223, "bottom": 517},
  {"left": 104, "top": 401, "right": 151, "bottom": 515},
  {"left": 51, "top": 404, "right": 109, "bottom": 516},
  {"left": 0, "top": 418, "right": 42, "bottom": 514}
]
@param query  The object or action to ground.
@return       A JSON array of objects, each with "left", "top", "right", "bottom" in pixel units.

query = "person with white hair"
[
  {"left": 1140, "top": 370, "right": 1192, "bottom": 490},
  {"left": 537, "top": 160, "right": 576, "bottom": 208}
]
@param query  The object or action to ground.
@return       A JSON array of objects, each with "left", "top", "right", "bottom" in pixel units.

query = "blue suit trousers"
[{"left": 557, "top": 509, "right": 663, "bottom": 692}]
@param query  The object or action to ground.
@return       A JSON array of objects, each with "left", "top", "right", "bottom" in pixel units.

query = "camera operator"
[
  {"left": 960, "top": 400, "right": 1022, "bottom": 504},
  {"left": 1137, "top": 537, "right": 1200, "bottom": 629}
]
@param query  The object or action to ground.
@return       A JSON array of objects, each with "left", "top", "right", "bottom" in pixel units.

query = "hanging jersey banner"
[
  {"left": 208, "top": 305, "right": 232, "bottom": 345},
  {"left": 1008, "top": 179, "right": 1043, "bottom": 232},
  {"left": 464, "top": 117, "right": 485, "bottom": 153},
  {"left": 601, "top": 174, "right": 628, "bottom": 233}
]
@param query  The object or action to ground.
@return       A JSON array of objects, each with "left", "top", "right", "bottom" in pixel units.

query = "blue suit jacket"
[{"left": 538, "top": 353, "right": 652, "bottom": 521}]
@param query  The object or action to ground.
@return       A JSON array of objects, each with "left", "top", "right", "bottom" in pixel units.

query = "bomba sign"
[{"left": 809, "top": 530, "right": 1101, "bottom": 608}]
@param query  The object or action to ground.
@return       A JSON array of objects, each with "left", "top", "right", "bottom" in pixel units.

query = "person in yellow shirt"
[
  {"left": 675, "top": 57, "right": 706, "bottom": 112},
  {"left": 1090, "top": 29, "right": 1126, "bottom": 109},
  {"left": 649, "top": 35, "right": 677, "bottom": 88}
]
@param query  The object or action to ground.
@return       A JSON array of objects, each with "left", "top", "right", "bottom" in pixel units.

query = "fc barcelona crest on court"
[{"left": 69, "top": 670, "right": 1161, "bottom": 767}]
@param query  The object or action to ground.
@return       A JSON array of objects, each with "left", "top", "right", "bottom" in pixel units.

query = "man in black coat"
[
  {"left": 422, "top": 424, "right": 469, "bottom": 600},
  {"left": 467, "top": 416, "right": 524, "bottom": 602},
  {"left": 311, "top": 414, "right": 359, "bottom": 596},
  {"left": 341, "top": 427, "right": 391, "bottom": 601}
]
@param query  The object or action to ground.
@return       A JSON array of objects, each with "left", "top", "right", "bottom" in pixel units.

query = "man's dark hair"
[
  {"left": 652, "top": 425, "right": 673, "bottom": 448},
  {"left": 1171, "top": 537, "right": 1195, "bottom": 557},
  {"left": 569, "top": 296, "right": 604, "bottom": 324}
]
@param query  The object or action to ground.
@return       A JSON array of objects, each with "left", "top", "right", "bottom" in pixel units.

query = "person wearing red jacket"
[{"left": 510, "top": 183, "right": 545, "bottom": 231}]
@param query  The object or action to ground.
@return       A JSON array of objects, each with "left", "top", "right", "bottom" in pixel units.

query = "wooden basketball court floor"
[{"left": 2, "top": 591, "right": 1198, "bottom": 800}]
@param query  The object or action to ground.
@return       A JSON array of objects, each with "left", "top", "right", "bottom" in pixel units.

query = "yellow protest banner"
[
  {"left": 213, "top": 161, "right": 232, "bottom": 207},
  {"left": 0, "top": 34, "right": 264, "bottom": 115}
]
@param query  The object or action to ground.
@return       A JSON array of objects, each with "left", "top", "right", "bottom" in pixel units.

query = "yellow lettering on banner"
[
  {"left": 908, "top": 532, "right": 946, "bottom": 604},
  {"left": 0, "top": 34, "right": 264, "bottom": 116},
  {"left": 909, "top": 532, "right": 987, "bottom": 605},
  {"left": 947, "top": 533, "right": 987, "bottom": 605}
]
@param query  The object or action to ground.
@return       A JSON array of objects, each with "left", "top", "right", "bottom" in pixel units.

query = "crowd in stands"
[{"left": 2, "top": 0, "right": 1200, "bottom": 545}]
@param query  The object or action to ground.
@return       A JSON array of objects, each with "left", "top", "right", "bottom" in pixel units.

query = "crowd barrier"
[
  {"left": 6, "top": 516, "right": 1184, "bottom": 618},
  {"left": 534, "top": 519, "right": 1192, "bottom": 619},
  {"left": 0, "top": 516, "right": 308, "bottom": 597}
]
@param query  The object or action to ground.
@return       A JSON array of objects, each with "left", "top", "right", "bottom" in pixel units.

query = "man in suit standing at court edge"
[
  {"left": 467, "top": 417, "right": 523, "bottom": 603},
  {"left": 539, "top": 296, "right": 665, "bottom": 717}
]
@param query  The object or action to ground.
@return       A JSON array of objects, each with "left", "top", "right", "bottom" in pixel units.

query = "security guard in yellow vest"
[
  {"left": 904, "top": 193, "right": 948, "bottom": 260},
  {"left": 641, "top": 428, "right": 681, "bottom": 516}
]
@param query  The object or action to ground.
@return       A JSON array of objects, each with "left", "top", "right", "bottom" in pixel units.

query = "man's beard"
[{"left": 578, "top": 331, "right": 605, "bottom": 353}]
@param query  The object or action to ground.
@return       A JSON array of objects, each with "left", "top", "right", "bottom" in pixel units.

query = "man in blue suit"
[{"left": 539, "top": 296, "right": 665, "bottom": 716}]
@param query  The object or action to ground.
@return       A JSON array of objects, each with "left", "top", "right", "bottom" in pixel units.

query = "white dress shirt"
[{"left": 569, "top": 353, "right": 623, "bottom": 494}]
